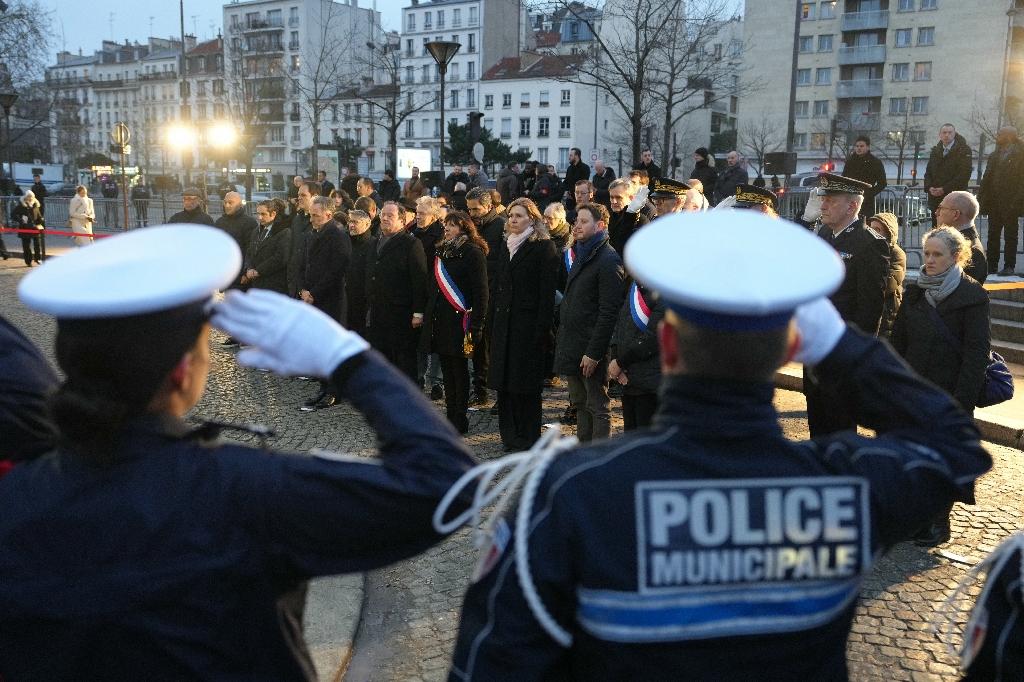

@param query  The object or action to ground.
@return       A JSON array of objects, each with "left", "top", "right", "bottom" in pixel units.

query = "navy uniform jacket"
[
  {"left": 801, "top": 218, "right": 890, "bottom": 336},
  {"left": 0, "top": 350, "right": 475, "bottom": 680},
  {"left": 449, "top": 329, "right": 991, "bottom": 681}
]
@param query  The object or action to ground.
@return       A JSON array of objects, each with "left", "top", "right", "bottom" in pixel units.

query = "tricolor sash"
[
  {"left": 435, "top": 256, "right": 471, "bottom": 334},
  {"left": 629, "top": 281, "right": 651, "bottom": 332},
  {"left": 563, "top": 246, "right": 575, "bottom": 272}
]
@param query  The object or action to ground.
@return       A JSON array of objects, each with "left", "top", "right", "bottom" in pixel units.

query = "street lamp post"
[
  {"left": 0, "top": 86, "right": 18, "bottom": 192},
  {"left": 426, "top": 41, "right": 461, "bottom": 180}
]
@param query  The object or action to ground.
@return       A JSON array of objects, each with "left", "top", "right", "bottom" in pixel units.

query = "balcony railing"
[
  {"left": 288, "top": 17, "right": 299, "bottom": 27},
  {"left": 244, "top": 18, "right": 284, "bottom": 31},
  {"left": 558, "top": 130, "right": 571, "bottom": 138},
  {"left": 837, "top": 113, "right": 881, "bottom": 131},
  {"left": 840, "top": 10, "right": 889, "bottom": 32},
  {"left": 838, "top": 44, "right": 886, "bottom": 65},
  {"left": 140, "top": 71, "right": 177, "bottom": 81},
  {"left": 836, "top": 78, "right": 884, "bottom": 98}
]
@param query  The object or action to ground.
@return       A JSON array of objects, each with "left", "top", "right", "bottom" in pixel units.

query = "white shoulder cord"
[
  {"left": 931, "top": 532, "right": 1024, "bottom": 667},
  {"left": 433, "top": 426, "right": 579, "bottom": 647}
]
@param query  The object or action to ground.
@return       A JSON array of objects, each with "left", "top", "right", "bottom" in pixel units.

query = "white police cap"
[
  {"left": 624, "top": 211, "right": 843, "bottom": 330},
  {"left": 18, "top": 225, "right": 241, "bottom": 318}
]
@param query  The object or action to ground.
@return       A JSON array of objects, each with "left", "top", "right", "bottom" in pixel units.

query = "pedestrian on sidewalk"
[
  {"left": 11, "top": 190, "right": 44, "bottom": 266},
  {"left": 68, "top": 185, "right": 95, "bottom": 247},
  {"left": 891, "top": 225, "right": 990, "bottom": 547},
  {"left": 2, "top": 225, "right": 476, "bottom": 678}
]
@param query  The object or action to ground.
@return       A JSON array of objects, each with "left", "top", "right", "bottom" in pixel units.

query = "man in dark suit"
[
  {"left": 365, "top": 201, "right": 428, "bottom": 380},
  {"left": 924, "top": 123, "right": 973, "bottom": 227},
  {"left": 317, "top": 170, "right": 335, "bottom": 197},
  {"left": 936, "top": 190, "right": 988, "bottom": 284},
  {"left": 287, "top": 181, "right": 318, "bottom": 297},
  {"left": 978, "top": 126, "right": 1024, "bottom": 276},
  {"left": 562, "top": 148, "right": 591, "bottom": 212},
  {"left": 240, "top": 200, "right": 291, "bottom": 295},
  {"left": 298, "top": 196, "right": 352, "bottom": 410},
  {"left": 215, "top": 191, "right": 257, "bottom": 285},
  {"left": 841, "top": 136, "right": 887, "bottom": 218},
  {"left": 345, "top": 209, "right": 374, "bottom": 339}
]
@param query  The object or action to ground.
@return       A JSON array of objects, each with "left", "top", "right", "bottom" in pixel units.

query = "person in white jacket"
[{"left": 68, "top": 185, "right": 95, "bottom": 247}]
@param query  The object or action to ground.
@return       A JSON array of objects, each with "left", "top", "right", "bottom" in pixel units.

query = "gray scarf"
[{"left": 917, "top": 264, "right": 962, "bottom": 307}]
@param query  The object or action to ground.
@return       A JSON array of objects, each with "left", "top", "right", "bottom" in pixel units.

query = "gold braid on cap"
[
  {"left": 735, "top": 190, "right": 772, "bottom": 207},
  {"left": 653, "top": 180, "right": 687, "bottom": 196}
]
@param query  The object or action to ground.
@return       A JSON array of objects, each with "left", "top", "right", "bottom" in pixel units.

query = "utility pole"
[{"left": 785, "top": 0, "right": 801, "bottom": 188}]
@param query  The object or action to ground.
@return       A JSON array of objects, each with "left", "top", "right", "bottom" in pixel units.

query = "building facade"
[
  {"left": 739, "top": 0, "right": 1024, "bottom": 178},
  {"left": 399, "top": 0, "right": 524, "bottom": 169}
]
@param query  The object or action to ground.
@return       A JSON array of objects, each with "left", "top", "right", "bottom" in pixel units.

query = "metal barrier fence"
[
  {"left": 0, "top": 193, "right": 288, "bottom": 233},
  {"left": 778, "top": 186, "right": 1020, "bottom": 270}
]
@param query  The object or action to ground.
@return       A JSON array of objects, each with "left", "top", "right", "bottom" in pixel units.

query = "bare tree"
[
  {"left": 739, "top": 111, "right": 784, "bottom": 178},
  {"left": 344, "top": 39, "right": 436, "bottom": 173},
  {"left": 874, "top": 109, "right": 928, "bottom": 186},
  {"left": 1, "top": 1, "right": 53, "bottom": 88}
]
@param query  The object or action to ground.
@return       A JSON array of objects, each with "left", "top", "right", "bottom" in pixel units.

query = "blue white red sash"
[
  {"left": 629, "top": 281, "right": 651, "bottom": 332},
  {"left": 435, "top": 256, "right": 471, "bottom": 332},
  {"left": 563, "top": 246, "right": 575, "bottom": 272}
]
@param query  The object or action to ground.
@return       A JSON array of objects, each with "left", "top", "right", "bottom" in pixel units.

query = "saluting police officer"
[
  {"left": 0, "top": 225, "right": 475, "bottom": 678},
  {"left": 447, "top": 211, "right": 990, "bottom": 681},
  {"left": 798, "top": 173, "right": 891, "bottom": 437}
]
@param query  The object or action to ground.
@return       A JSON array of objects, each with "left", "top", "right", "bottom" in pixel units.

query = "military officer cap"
[
  {"left": 817, "top": 172, "right": 871, "bottom": 195},
  {"left": 733, "top": 184, "right": 778, "bottom": 211},
  {"left": 18, "top": 225, "right": 241, "bottom": 408},
  {"left": 649, "top": 177, "right": 690, "bottom": 199},
  {"left": 624, "top": 211, "right": 843, "bottom": 331}
]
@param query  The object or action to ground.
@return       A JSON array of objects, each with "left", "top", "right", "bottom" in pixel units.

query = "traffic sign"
[
  {"left": 110, "top": 121, "right": 130, "bottom": 146},
  {"left": 590, "top": 149, "right": 598, "bottom": 162}
]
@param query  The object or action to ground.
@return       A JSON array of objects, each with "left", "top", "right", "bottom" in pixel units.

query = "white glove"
[
  {"left": 627, "top": 186, "right": 649, "bottom": 213},
  {"left": 712, "top": 195, "right": 737, "bottom": 211},
  {"left": 802, "top": 191, "right": 824, "bottom": 222},
  {"left": 211, "top": 289, "right": 369, "bottom": 379},
  {"left": 793, "top": 297, "right": 846, "bottom": 365}
]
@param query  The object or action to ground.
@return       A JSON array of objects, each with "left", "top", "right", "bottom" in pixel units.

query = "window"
[
  {"left": 437, "top": 10, "right": 445, "bottom": 27},
  {"left": 520, "top": 117, "right": 531, "bottom": 136},
  {"left": 912, "top": 96, "right": 929, "bottom": 114},
  {"left": 421, "top": 64, "right": 430, "bottom": 83},
  {"left": 810, "top": 132, "right": 827, "bottom": 150},
  {"left": 469, "top": 6, "right": 478, "bottom": 25},
  {"left": 271, "top": 126, "right": 284, "bottom": 142},
  {"left": 794, "top": 101, "right": 809, "bottom": 117},
  {"left": 424, "top": 11, "right": 431, "bottom": 28},
  {"left": 423, "top": 38, "right": 430, "bottom": 56},
  {"left": 290, "top": 31, "right": 299, "bottom": 49},
  {"left": 561, "top": 89, "right": 571, "bottom": 106},
  {"left": 467, "top": 61, "right": 475, "bottom": 80},
  {"left": 819, "top": 1, "right": 836, "bottom": 18},
  {"left": 484, "top": 117, "right": 492, "bottom": 131},
  {"left": 538, "top": 117, "right": 549, "bottom": 137},
  {"left": 453, "top": 8, "right": 461, "bottom": 26},
  {"left": 434, "top": 118, "right": 441, "bottom": 137},
  {"left": 797, "top": 68, "right": 811, "bottom": 85},
  {"left": 405, "top": 66, "right": 414, "bottom": 83},
  {"left": 914, "top": 61, "right": 932, "bottom": 81},
  {"left": 407, "top": 13, "right": 416, "bottom": 31},
  {"left": 501, "top": 117, "right": 511, "bottom": 138},
  {"left": 468, "top": 34, "right": 476, "bottom": 53},
  {"left": 801, "top": 3, "right": 815, "bottom": 20},
  {"left": 799, "top": 36, "right": 813, "bottom": 53},
  {"left": 889, "top": 97, "right": 907, "bottom": 114},
  {"left": 270, "top": 148, "right": 285, "bottom": 163},
  {"left": 815, "top": 68, "right": 832, "bottom": 85},
  {"left": 895, "top": 29, "right": 912, "bottom": 47},
  {"left": 291, "top": 125, "right": 301, "bottom": 143},
  {"left": 538, "top": 147, "right": 548, "bottom": 163},
  {"left": 920, "top": 0, "right": 936, "bottom": 9},
  {"left": 539, "top": 91, "right": 549, "bottom": 107},
  {"left": 558, "top": 148, "right": 569, "bottom": 168},
  {"left": 421, "top": 119, "right": 430, "bottom": 137},
  {"left": 818, "top": 35, "right": 833, "bottom": 52},
  {"left": 520, "top": 92, "right": 531, "bottom": 107},
  {"left": 813, "top": 100, "right": 830, "bottom": 117},
  {"left": 406, "top": 120, "right": 414, "bottom": 138},
  {"left": 484, "top": 94, "right": 494, "bottom": 109},
  {"left": 406, "top": 39, "right": 413, "bottom": 55},
  {"left": 467, "top": 89, "right": 475, "bottom": 107},
  {"left": 898, "top": 0, "right": 914, "bottom": 10},
  {"left": 559, "top": 116, "right": 571, "bottom": 137},
  {"left": 451, "top": 89, "right": 459, "bottom": 108},
  {"left": 892, "top": 63, "right": 909, "bottom": 81},
  {"left": 918, "top": 27, "right": 934, "bottom": 45},
  {"left": 502, "top": 93, "right": 512, "bottom": 108}
]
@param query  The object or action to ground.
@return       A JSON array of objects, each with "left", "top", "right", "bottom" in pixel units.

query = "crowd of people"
[{"left": 0, "top": 132, "right": 1020, "bottom": 679}]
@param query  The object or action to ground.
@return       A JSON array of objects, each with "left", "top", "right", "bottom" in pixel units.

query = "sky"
[{"left": 43, "top": 0, "right": 404, "bottom": 55}]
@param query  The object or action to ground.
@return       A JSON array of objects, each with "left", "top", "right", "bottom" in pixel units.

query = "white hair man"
[{"left": 935, "top": 190, "right": 988, "bottom": 283}]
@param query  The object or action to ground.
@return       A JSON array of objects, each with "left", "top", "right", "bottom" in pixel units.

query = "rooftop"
[{"left": 481, "top": 53, "right": 583, "bottom": 80}]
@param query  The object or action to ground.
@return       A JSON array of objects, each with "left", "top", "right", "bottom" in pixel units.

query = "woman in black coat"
[
  {"left": 608, "top": 279, "right": 665, "bottom": 430},
  {"left": 421, "top": 211, "right": 488, "bottom": 434},
  {"left": 488, "top": 198, "right": 558, "bottom": 450},
  {"left": 11, "top": 191, "right": 44, "bottom": 266},
  {"left": 891, "top": 226, "right": 989, "bottom": 546}
]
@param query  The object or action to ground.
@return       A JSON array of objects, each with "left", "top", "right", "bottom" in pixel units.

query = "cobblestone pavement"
[{"left": 3, "top": 259, "right": 1022, "bottom": 681}]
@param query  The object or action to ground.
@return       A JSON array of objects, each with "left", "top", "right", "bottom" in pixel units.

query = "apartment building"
[
  {"left": 223, "top": 0, "right": 381, "bottom": 185},
  {"left": 399, "top": 0, "right": 523, "bottom": 168},
  {"left": 738, "top": 0, "right": 1024, "bottom": 177}
]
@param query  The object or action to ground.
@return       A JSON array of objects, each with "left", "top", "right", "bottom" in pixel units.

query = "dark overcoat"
[
  {"left": 346, "top": 230, "right": 374, "bottom": 336},
  {"left": 978, "top": 140, "right": 1024, "bottom": 217},
  {"left": 244, "top": 220, "right": 291, "bottom": 295},
  {"left": 299, "top": 221, "right": 352, "bottom": 321},
  {"left": 608, "top": 280, "right": 664, "bottom": 395},
  {"left": 487, "top": 236, "right": 558, "bottom": 393},
  {"left": 815, "top": 219, "right": 890, "bottom": 335},
  {"left": 364, "top": 230, "right": 427, "bottom": 350},
  {"left": 923, "top": 133, "right": 973, "bottom": 213},
  {"left": 421, "top": 241, "right": 488, "bottom": 357}
]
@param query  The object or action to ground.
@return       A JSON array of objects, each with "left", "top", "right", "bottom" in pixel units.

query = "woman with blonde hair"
[
  {"left": 487, "top": 197, "right": 558, "bottom": 450},
  {"left": 68, "top": 185, "right": 96, "bottom": 247},
  {"left": 891, "top": 225, "right": 989, "bottom": 546}
]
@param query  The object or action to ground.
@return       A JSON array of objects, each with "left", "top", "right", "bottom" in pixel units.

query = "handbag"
[{"left": 925, "top": 304, "right": 1014, "bottom": 408}]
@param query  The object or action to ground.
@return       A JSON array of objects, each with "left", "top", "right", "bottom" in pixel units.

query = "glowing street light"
[
  {"left": 165, "top": 123, "right": 197, "bottom": 149},
  {"left": 207, "top": 121, "right": 238, "bottom": 148}
]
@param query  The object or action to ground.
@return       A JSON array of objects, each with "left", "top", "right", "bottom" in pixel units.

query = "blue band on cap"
[{"left": 666, "top": 302, "right": 793, "bottom": 331}]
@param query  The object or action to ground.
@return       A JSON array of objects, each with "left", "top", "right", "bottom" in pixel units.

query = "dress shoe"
[
  {"left": 300, "top": 391, "right": 327, "bottom": 412},
  {"left": 912, "top": 522, "right": 951, "bottom": 547},
  {"left": 470, "top": 391, "right": 490, "bottom": 408},
  {"left": 221, "top": 336, "right": 240, "bottom": 347},
  {"left": 998, "top": 266, "right": 1016, "bottom": 277},
  {"left": 430, "top": 383, "right": 445, "bottom": 401},
  {"left": 315, "top": 393, "right": 337, "bottom": 409}
]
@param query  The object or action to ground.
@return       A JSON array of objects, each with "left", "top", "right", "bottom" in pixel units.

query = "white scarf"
[{"left": 507, "top": 225, "right": 534, "bottom": 259}]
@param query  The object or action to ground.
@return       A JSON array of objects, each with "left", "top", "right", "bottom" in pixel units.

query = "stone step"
[
  {"left": 988, "top": 286, "right": 1024, "bottom": 303},
  {"left": 992, "top": 319, "right": 1024, "bottom": 345},
  {"left": 993, "top": 338, "right": 1024, "bottom": 365},
  {"left": 991, "top": 299, "right": 1024, "bottom": 323}
]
